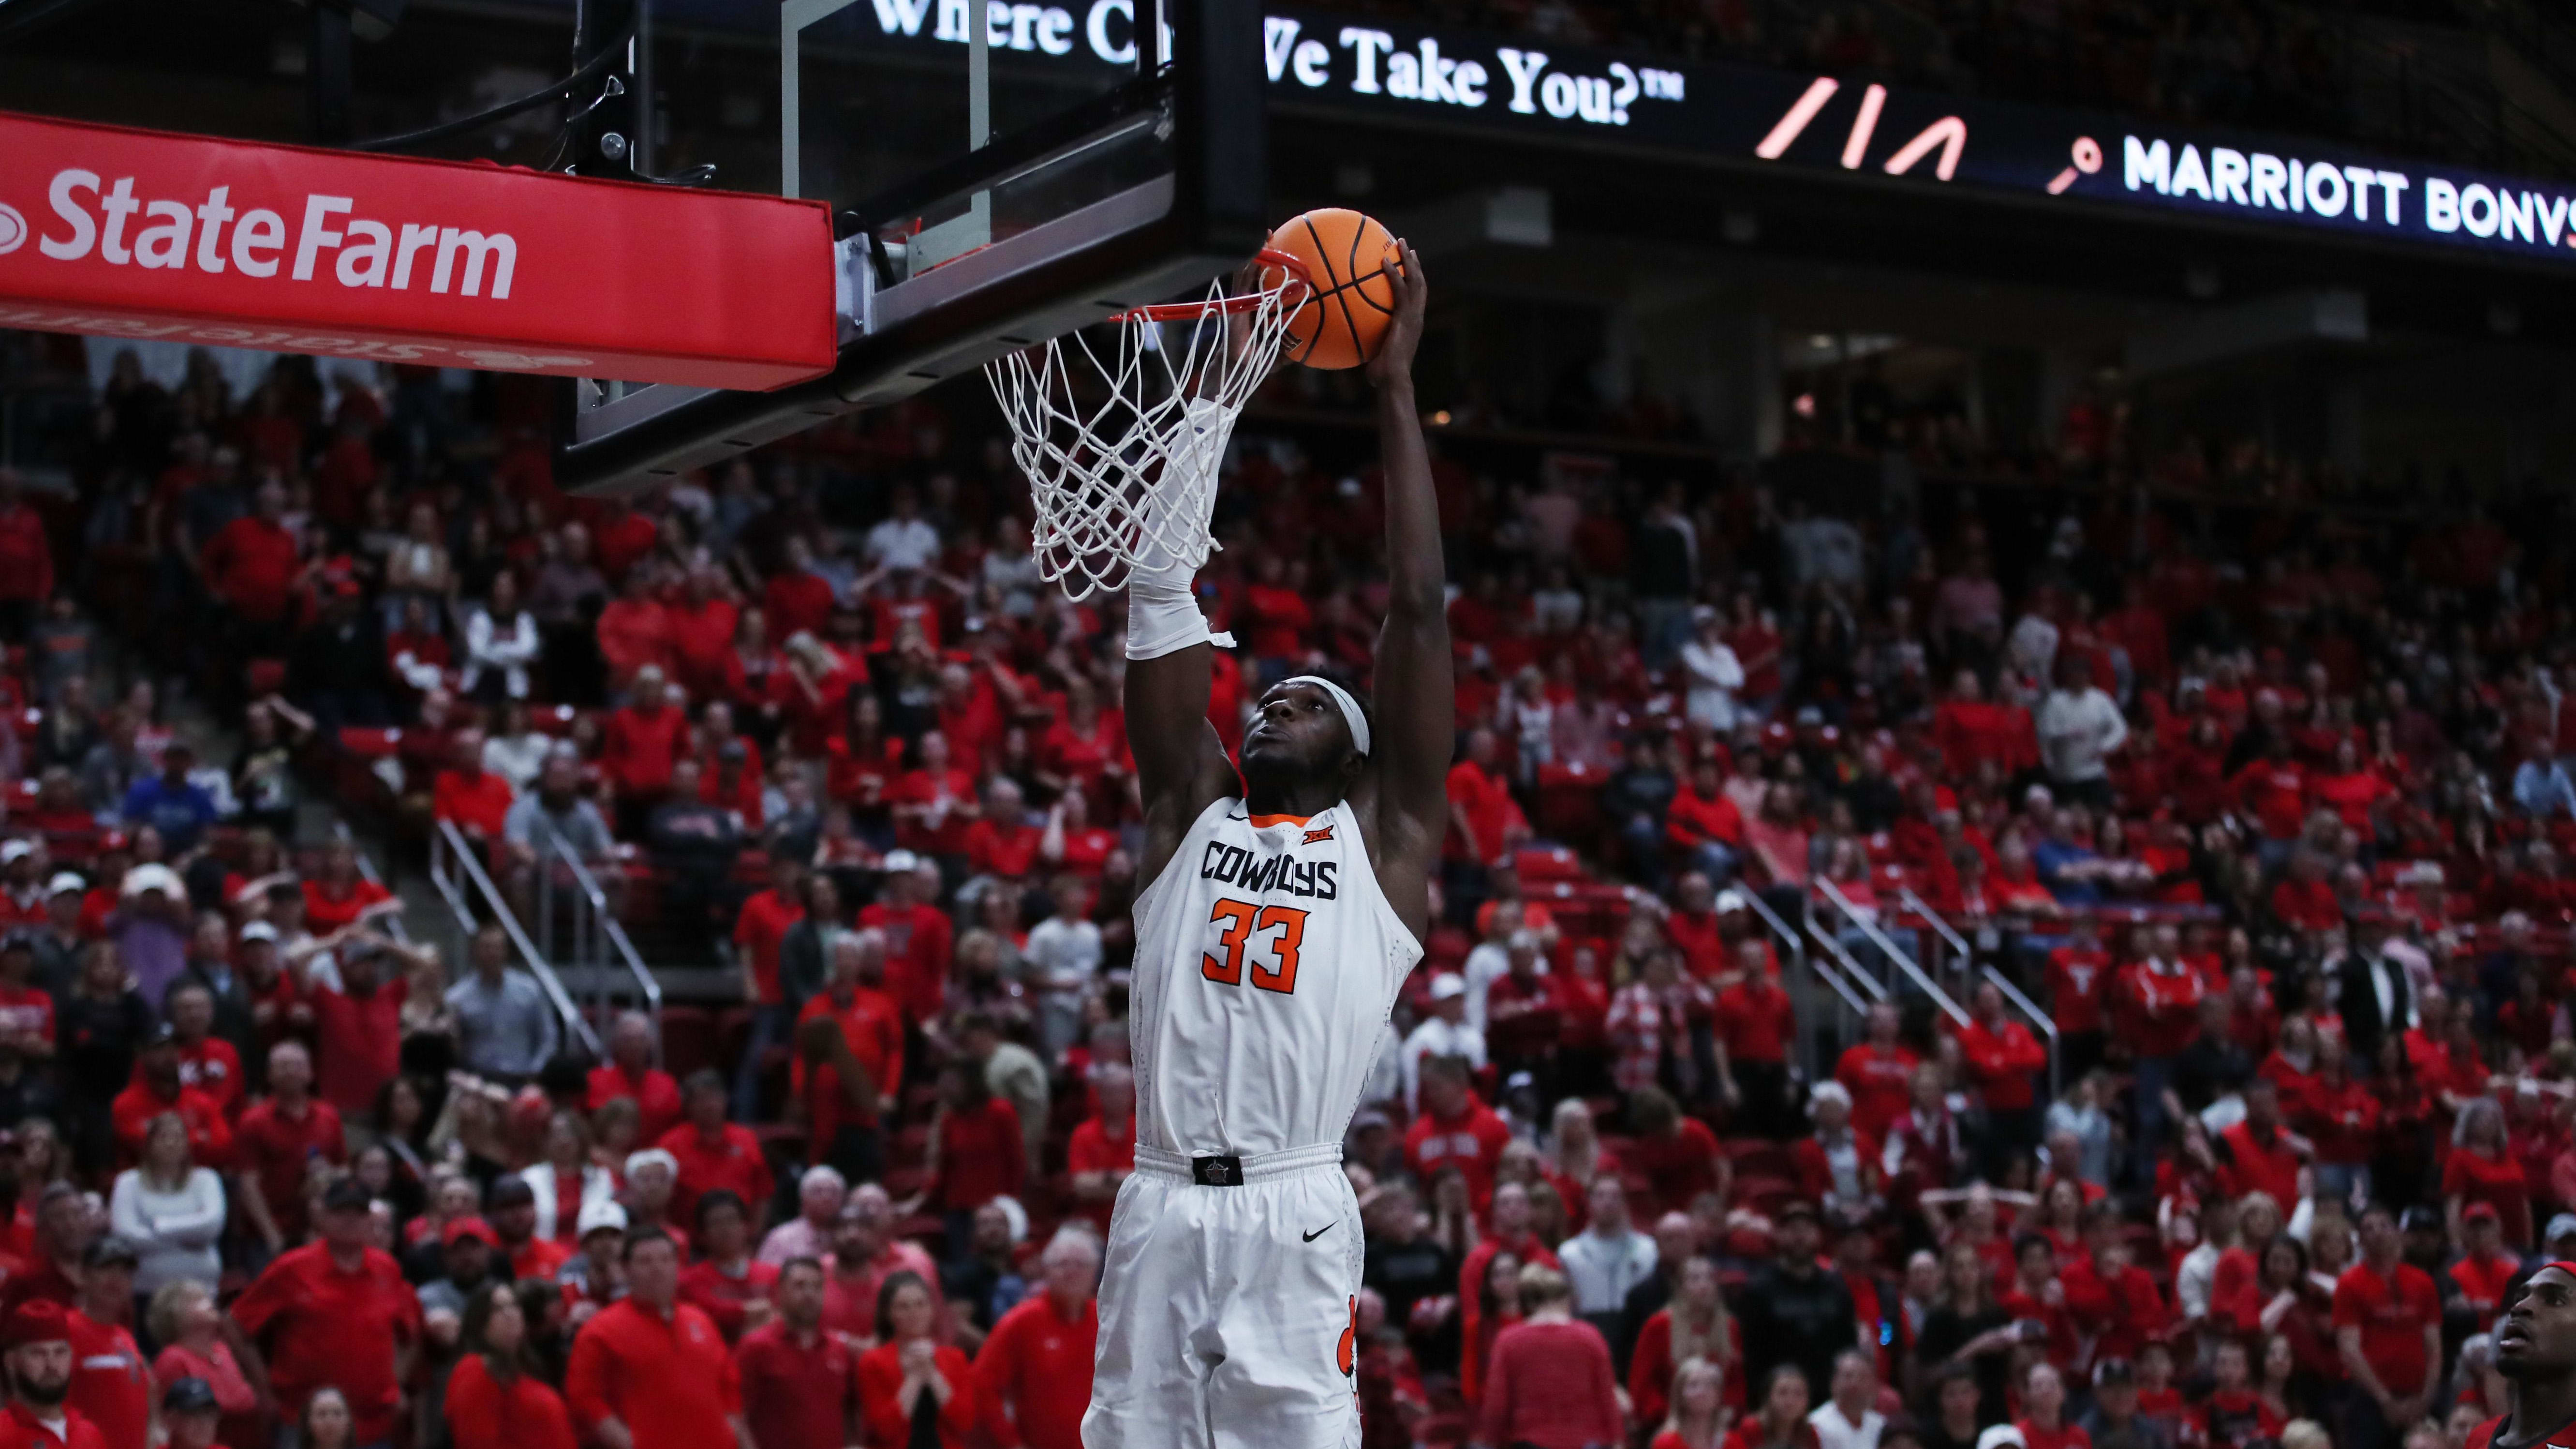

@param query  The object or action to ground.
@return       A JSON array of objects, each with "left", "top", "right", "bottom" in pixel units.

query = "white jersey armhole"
[{"left": 1133, "top": 795, "right": 1241, "bottom": 924}]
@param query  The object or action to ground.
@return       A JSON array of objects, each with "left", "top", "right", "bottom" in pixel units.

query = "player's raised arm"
[
  {"left": 1361, "top": 241, "right": 1451, "bottom": 940},
  {"left": 1123, "top": 498, "right": 1238, "bottom": 884}
]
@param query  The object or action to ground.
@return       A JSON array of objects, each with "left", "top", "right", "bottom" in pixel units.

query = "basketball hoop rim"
[{"left": 1112, "top": 247, "right": 1314, "bottom": 322}]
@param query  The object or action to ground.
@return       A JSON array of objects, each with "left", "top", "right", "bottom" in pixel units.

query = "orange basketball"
[{"left": 1268, "top": 208, "right": 1402, "bottom": 370}]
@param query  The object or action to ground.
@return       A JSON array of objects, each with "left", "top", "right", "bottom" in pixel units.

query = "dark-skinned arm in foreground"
[{"left": 1348, "top": 241, "right": 1449, "bottom": 943}]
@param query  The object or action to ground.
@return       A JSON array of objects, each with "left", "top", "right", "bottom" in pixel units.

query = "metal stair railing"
[
  {"left": 428, "top": 820, "right": 602, "bottom": 1059},
  {"left": 538, "top": 836, "right": 662, "bottom": 1058},
  {"left": 1982, "top": 963, "right": 2063, "bottom": 1102},
  {"left": 1898, "top": 884, "right": 1977, "bottom": 986},
  {"left": 352, "top": 845, "right": 413, "bottom": 948},
  {"left": 1811, "top": 877, "right": 1970, "bottom": 1027},
  {"left": 1735, "top": 885, "right": 1851, "bottom": 1078},
  {"left": 1803, "top": 917, "right": 1891, "bottom": 1003}
]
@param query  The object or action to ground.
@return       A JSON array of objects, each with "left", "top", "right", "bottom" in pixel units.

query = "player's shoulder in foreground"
[{"left": 2473, "top": 1411, "right": 2576, "bottom": 1449}]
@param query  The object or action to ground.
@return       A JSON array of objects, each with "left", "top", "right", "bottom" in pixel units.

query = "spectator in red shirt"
[
  {"left": 2230, "top": 735, "right": 2310, "bottom": 845},
  {"left": 565, "top": 1230, "right": 747, "bottom": 1449},
  {"left": 2217, "top": 1078, "right": 2310, "bottom": 1211},
  {"left": 1665, "top": 759, "right": 1746, "bottom": 882},
  {"left": 820, "top": 1186, "right": 945, "bottom": 1347},
  {"left": 231, "top": 1041, "right": 345, "bottom": 1256},
  {"left": 2333, "top": 1203, "right": 2442, "bottom": 1448},
  {"left": 432, "top": 729, "right": 515, "bottom": 844},
  {"left": 2042, "top": 916, "right": 2111, "bottom": 1082},
  {"left": 588, "top": 1011, "right": 684, "bottom": 1145},
  {"left": 2447, "top": 1202, "right": 2521, "bottom": 1325},
  {"left": 595, "top": 569, "right": 676, "bottom": 693},
  {"left": 300, "top": 938, "right": 407, "bottom": 1118},
  {"left": 164, "top": 985, "right": 239, "bottom": 1120},
  {"left": 2013, "top": 1361, "right": 2087, "bottom": 1449},
  {"left": 0, "top": 1299, "right": 108, "bottom": 1449},
  {"left": 2446, "top": 1096, "right": 2533, "bottom": 1251},
  {"left": 0, "top": 472, "right": 55, "bottom": 639},
  {"left": 2121, "top": 939, "right": 2206, "bottom": 1176},
  {"left": 734, "top": 1256, "right": 859, "bottom": 1449},
  {"left": 962, "top": 777, "right": 1042, "bottom": 882},
  {"left": 1446, "top": 729, "right": 1526, "bottom": 866},
  {"left": 678, "top": 1190, "right": 781, "bottom": 1344},
  {"left": 976, "top": 1229, "right": 1102, "bottom": 1449},
  {"left": 200, "top": 480, "right": 300, "bottom": 640},
  {"left": 858, "top": 1271, "right": 977, "bottom": 1449},
  {"left": 793, "top": 937, "right": 904, "bottom": 1183},
  {"left": 447, "top": 1282, "right": 578, "bottom": 1449},
  {"left": 1714, "top": 940, "right": 1793, "bottom": 1135},
  {"left": 1066, "top": 1062, "right": 1136, "bottom": 1235},
  {"left": 2059, "top": 1204, "right": 2167, "bottom": 1368},
  {"left": 1477, "top": 1264, "right": 1622, "bottom": 1449},
  {"left": 487, "top": 1176, "right": 575, "bottom": 1285},
  {"left": 1238, "top": 553, "right": 1316, "bottom": 677},
  {"left": 666, "top": 566, "right": 740, "bottom": 705},
  {"left": 108, "top": 1025, "right": 232, "bottom": 1171},
  {"left": 729, "top": 851, "right": 805, "bottom": 1120},
  {"left": 1403, "top": 1057, "right": 1513, "bottom": 1205},
  {"left": 858, "top": 853, "right": 954, "bottom": 1027},
  {"left": 912, "top": 1061, "right": 1023, "bottom": 1256},
  {"left": 300, "top": 840, "right": 396, "bottom": 937},
  {"left": 2269, "top": 851, "right": 2340, "bottom": 936},
  {"left": 64, "top": 1239, "right": 148, "bottom": 1449},
  {"left": 1956, "top": 982, "right": 2049, "bottom": 1177},
  {"left": 656, "top": 1071, "right": 775, "bottom": 1235},
  {"left": 230, "top": 1178, "right": 422, "bottom": 1447},
  {"left": 1621, "top": 1086, "right": 1726, "bottom": 1217},
  {"left": 763, "top": 537, "right": 836, "bottom": 640},
  {"left": 602, "top": 669, "right": 689, "bottom": 812},
  {"left": 1834, "top": 1002, "right": 1918, "bottom": 1143}
]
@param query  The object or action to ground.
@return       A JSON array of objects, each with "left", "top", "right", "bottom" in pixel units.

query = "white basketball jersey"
[{"left": 1128, "top": 797, "right": 1422, "bottom": 1156}]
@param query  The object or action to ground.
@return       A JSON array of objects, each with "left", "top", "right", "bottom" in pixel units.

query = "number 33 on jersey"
[{"left": 1130, "top": 799, "right": 1422, "bottom": 1157}]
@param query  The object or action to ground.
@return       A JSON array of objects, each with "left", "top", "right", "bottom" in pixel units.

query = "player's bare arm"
[
  {"left": 1125, "top": 546, "right": 1240, "bottom": 889},
  {"left": 1346, "top": 240, "right": 1448, "bottom": 943}
]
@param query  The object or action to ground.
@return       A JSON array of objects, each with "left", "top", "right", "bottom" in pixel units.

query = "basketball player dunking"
[
  {"left": 1082, "top": 243, "right": 1442, "bottom": 1449},
  {"left": 2474, "top": 1262, "right": 2576, "bottom": 1449}
]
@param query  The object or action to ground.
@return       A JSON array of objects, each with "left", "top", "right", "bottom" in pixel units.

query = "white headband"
[{"left": 1278, "top": 675, "right": 1370, "bottom": 757}]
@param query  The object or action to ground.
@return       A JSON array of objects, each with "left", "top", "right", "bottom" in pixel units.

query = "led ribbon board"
[{"left": 840, "top": 0, "right": 2576, "bottom": 269}]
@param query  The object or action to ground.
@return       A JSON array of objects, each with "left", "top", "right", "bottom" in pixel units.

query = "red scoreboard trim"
[{"left": 0, "top": 110, "right": 838, "bottom": 389}]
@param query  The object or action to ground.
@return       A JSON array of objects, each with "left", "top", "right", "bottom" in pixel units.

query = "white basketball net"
[{"left": 987, "top": 251, "right": 1310, "bottom": 601}]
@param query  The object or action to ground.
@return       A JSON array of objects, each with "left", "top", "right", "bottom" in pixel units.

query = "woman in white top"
[
  {"left": 481, "top": 699, "right": 552, "bottom": 792},
  {"left": 461, "top": 571, "right": 542, "bottom": 703},
  {"left": 109, "top": 1112, "right": 226, "bottom": 1300},
  {"left": 518, "top": 1111, "right": 618, "bottom": 1245},
  {"left": 384, "top": 499, "right": 455, "bottom": 632}
]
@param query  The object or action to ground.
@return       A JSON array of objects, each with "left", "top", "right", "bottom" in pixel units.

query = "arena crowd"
[{"left": 0, "top": 233, "right": 2569, "bottom": 1449}]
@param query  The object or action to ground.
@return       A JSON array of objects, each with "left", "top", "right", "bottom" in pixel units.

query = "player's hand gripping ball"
[{"left": 1268, "top": 208, "right": 1404, "bottom": 370}]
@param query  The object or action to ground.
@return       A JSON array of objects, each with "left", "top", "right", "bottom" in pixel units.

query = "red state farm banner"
[{"left": 0, "top": 109, "right": 837, "bottom": 389}]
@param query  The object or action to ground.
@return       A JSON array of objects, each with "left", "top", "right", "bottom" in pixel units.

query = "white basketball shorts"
[{"left": 1084, "top": 1141, "right": 1362, "bottom": 1449}]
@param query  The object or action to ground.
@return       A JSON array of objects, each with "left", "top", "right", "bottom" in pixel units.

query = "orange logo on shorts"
[{"left": 1337, "top": 1295, "right": 1357, "bottom": 1379}]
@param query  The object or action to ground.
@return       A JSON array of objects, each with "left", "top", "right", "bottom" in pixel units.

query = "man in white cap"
[
  {"left": 0, "top": 838, "right": 44, "bottom": 925},
  {"left": 1087, "top": 242, "right": 1443, "bottom": 1449},
  {"left": 110, "top": 862, "right": 190, "bottom": 1011},
  {"left": 29, "top": 873, "right": 86, "bottom": 994},
  {"left": 1399, "top": 972, "right": 1485, "bottom": 1115},
  {"left": 856, "top": 849, "right": 950, "bottom": 1029},
  {"left": 562, "top": 1198, "right": 631, "bottom": 1322}
]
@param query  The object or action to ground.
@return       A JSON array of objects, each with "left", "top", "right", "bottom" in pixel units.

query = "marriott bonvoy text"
[{"left": 2117, "top": 133, "right": 2576, "bottom": 254}]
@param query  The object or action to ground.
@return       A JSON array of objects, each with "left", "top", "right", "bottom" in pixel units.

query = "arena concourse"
[{"left": 6, "top": 3, "right": 2576, "bottom": 1449}]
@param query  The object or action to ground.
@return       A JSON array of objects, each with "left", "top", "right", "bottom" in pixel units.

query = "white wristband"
[{"left": 1125, "top": 555, "right": 1234, "bottom": 661}]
